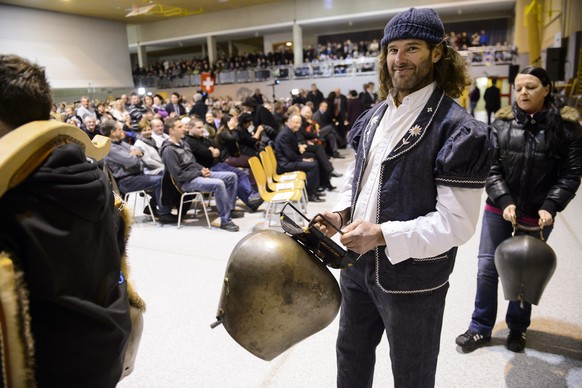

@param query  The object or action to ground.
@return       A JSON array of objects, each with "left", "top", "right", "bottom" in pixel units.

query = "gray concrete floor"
[{"left": 118, "top": 118, "right": 582, "bottom": 387}]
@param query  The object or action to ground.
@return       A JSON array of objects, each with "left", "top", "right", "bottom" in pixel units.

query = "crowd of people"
[
  {"left": 55, "top": 81, "right": 379, "bottom": 229},
  {"left": 132, "top": 29, "right": 510, "bottom": 81},
  {"left": 2, "top": 5, "right": 581, "bottom": 387},
  {"left": 131, "top": 39, "right": 383, "bottom": 79}
]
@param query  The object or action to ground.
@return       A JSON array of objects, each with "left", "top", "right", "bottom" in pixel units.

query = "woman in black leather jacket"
[{"left": 456, "top": 66, "right": 582, "bottom": 353}]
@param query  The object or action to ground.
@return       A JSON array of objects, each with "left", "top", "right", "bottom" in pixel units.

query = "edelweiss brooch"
[{"left": 409, "top": 124, "right": 422, "bottom": 137}]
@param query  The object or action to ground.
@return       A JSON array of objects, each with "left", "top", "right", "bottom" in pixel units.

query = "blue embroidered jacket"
[{"left": 348, "top": 88, "right": 494, "bottom": 293}]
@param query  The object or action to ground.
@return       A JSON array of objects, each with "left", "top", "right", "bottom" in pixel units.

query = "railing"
[
  {"left": 132, "top": 47, "right": 516, "bottom": 89},
  {"left": 459, "top": 45, "right": 517, "bottom": 66},
  {"left": 133, "top": 57, "right": 378, "bottom": 89}
]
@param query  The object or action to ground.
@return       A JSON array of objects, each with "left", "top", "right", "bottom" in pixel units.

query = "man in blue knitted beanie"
[{"left": 314, "top": 7, "right": 494, "bottom": 388}]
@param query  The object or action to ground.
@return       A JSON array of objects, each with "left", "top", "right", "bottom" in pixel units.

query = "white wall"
[{"left": 0, "top": 5, "right": 133, "bottom": 89}]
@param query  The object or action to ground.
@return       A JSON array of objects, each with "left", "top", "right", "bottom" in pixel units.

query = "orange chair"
[
  {"left": 264, "top": 145, "right": 307, "bottom": 182},
  {"left": 259, "top": 150, "right": 305, "bottom": 192},
  {"left": 248, "top": 156, "right": 305, "bottom": 226}
]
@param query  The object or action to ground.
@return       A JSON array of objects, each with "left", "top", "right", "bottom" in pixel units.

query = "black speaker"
[
  {"left": 508, "top": 65, "right": 519, "bottom": 84},
  {"left": 546, "top": 47, "right": 565, "bottom": 81}
]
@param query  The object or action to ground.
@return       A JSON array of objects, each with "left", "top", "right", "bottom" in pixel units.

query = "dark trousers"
[
  {"left": 279, "top": 159, "right": 320, "bottom": 195},
  {"left": 469, "top": 210, "right": 552, "bottom": 335},
  {"left": 211, "top": 162, "right": 256, "bottom": 206},
  {"left": 486, "top": 109, "right": 495, "bottom": 125},
  {"left": 319, "top": 124, "right": 340, "bottom": 154},
  {"left": 304, "top": 145, "right": 332, "bottom": 186},
  {"left": 117, "top": 173, "right": 171, "bottom": 215},
  {"left": 337, "top": 253, "right": 448, "bottom": 388}
]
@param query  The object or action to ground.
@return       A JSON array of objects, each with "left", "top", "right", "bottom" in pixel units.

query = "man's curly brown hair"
[{"left": 376, "top": 41, "right": 471, "bottom": 101}]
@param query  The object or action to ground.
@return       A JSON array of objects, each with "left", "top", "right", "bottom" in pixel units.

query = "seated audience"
[
  {"left": 216, "top": 113, "right": 262, "bottom": 169},
  {"left": 274, "top": 114, "right": 324, "bottom": 202},
  {"left": 204, "top": 111, "right": 218, "bottom": 138},
  {"left": 133, "top": 118, "right": 165, "bottom": 176},
  {"left": 151, "top": 118, "right": 169, "bottom": 148},
  {"left": 102, "top": 119, "right": 175, "bottom": 223},
  {"left": 301, "top": 101, "right": 343, "bottom": 159},
  {"left": 184, "top": 117, "right": 263, "bottom": 212},
  {"left": 165, "top": 92, "right": 187, "bottom": 117},
  {"left": 160, "top": 117, "right": 242, "bottom": 232},
  {"left": 82, "top": 115, "right": 101, "bottom": 139}
]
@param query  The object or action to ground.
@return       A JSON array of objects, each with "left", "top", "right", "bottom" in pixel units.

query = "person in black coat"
[
  {"left": 164, "top": 92, "right": 187, "bottom": 117},
  {"left": 306, "top": 83, "right": 325, "bottom": 111},
  {"left": 0, "top": 54, "right": 134, "bottom": 387},
  {"left": 347, "top": 89, "right": 365, "bottom": 132},
  {"left": 484, "top": 78, "right": 501, "bottom": 124},
  {"left": 190, "top": 92, "right": 207, "bottom": 119},
  {"left": 326, "top": 89, "right": 348, "bottom": 147},
  {"left": 456, "top": 66, "right": 582, "bottom": 353},
  {"left": 274, "top": 114, "right": 324, "bottom": 202}
]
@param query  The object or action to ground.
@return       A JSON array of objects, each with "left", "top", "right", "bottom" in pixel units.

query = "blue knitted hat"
[{"left": 380, "top": 8, "right": 445, "bottom": 47}]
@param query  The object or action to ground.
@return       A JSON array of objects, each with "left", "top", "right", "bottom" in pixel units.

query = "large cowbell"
[
  {"left": 212, "top": 230, "right": 340, "bottom": 361},
  {"left": 494, "top": 234, "right": 557, "bottom": 305}
]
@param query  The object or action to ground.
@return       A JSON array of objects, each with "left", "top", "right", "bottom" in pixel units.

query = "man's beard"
[{"left": 389, "top": 56, "right": 434, "bottom": 94}]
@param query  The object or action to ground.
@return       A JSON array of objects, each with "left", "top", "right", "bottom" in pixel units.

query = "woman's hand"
[
  {"left": 502, "top": 204, "right": 516, "bottom": 223},
  {"left": 538, "top": 209, "right": 554, "bottom": 226}
]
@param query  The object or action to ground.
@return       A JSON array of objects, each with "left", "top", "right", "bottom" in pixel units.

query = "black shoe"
[
  {"left": 247, "top": 194, "right": 264, "bottom": 212},
  {"left": 332, "top": 152, "right": 345, "bottom": 159},
  {"left": 248, "top": 199, "right": 263, "bottom": 212},
  {"left": 231, "top": 210, "right": 245, "bottom": 219},
  {"left": 506, "top": 330, "right": 526, "bottom": 352},
  {"left": 455, "top": 330, "right": 491, "bottom": 350},
  {"left": 143, "top": 205, "right": 159, "bottom": 216},
  {"left": 308, "top": 194, "right": 324, "bottom": 202},
  {"left": 158, "top": 214, "right": 178, "bottom": 224},
  {"left": 220, "top": 220, "right": 240, "bottom": 232},
  {"left": 325, "top": 184, "right": 336, "bottom": 191},
  {"left": 330, "top": 170, "right": 343, "bottom": 178}
]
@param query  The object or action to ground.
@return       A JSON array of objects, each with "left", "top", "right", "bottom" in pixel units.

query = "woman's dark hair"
[
  {"left": 518, "top": 66, "right": 553, "bottom": 106},
  {"left": 215, "top": 113, "right": 233, "bottom": 147},
  {"left": 516, "top": 66, "right": 564, "bottom": 156}
]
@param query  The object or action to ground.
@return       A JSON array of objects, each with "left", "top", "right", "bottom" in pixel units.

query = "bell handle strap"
[{"left": 511, "top": 216, "right": 545, "bottom": 241}]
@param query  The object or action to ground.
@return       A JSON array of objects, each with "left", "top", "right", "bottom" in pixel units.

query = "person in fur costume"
[{"left": 0, "top": 54, "right": 144, "bottom": 387}]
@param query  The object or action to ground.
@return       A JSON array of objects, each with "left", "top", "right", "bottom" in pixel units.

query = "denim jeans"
[
  {"left": 337, "top": 252, "right": 449, "bottom": 388},
  {"left": 117, "top": 173, "right": 171, "bottom": 215},
  {"left": 181, "top": 170, "right": 237, "bottom": 224},
  {"left": 211, "top": 162, "right": 256, "bottom": 206},
  {"left": 469, "top": 209, "right": 552, "bottom": 335}
]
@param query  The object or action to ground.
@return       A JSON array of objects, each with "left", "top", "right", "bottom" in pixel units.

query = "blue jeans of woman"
[
  {"left": 337, "top": 252, "right": 449, "bottom": 388},
  {"left": 211, "top": 162, "right": 256, "bottom": 206},
  {"left": 117, "top": 173, "right": 172, "bottom": 216},
  {"left": 468, "top": 209, "right": 552, "bottom": 335},
  {"left": 181, "top": 171, "right": 237, "bottom": 224}
]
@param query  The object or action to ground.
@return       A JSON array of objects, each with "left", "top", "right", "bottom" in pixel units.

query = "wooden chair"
[{"left": 248, "top": 156, "right": 305, "bottom": 226}]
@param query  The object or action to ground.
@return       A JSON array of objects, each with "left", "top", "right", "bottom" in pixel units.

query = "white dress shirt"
[{"left": 334, "top": 82, "right": 483, "bottom": 264}]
